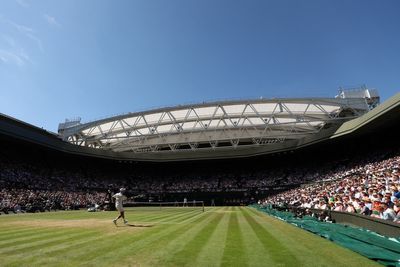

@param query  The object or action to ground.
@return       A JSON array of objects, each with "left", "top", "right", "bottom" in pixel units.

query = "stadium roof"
[
  {"left": 2, "top": 90, "right": 400, "bottom": 161},
  {"left": 332, "top": 91, "right": 400, "bottom": 138},
  {"left": 58, "top": 96, "right": 369, "bottom": 157}
]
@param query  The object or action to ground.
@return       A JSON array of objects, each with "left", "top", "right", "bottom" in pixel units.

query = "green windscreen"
[{"left": 253, "top": 205, "right": 400, "bottom": 267}]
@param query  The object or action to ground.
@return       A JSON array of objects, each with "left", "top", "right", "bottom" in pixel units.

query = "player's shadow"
[{"left": 117, "top": 224, "right": 154, "bottom": 227}]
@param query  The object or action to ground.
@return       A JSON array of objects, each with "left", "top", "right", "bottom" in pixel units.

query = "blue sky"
[{"left": 0, "top": 0, "right": 399, "bottom": 132}]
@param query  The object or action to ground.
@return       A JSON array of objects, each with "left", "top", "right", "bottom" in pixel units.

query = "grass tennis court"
[{"left": 0, "top": 207, "right": 380, "bottom": 267}]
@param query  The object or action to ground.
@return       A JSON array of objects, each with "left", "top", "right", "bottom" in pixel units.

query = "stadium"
[{"left": 1, "top": 87, "right": 400, "bottom": 266}]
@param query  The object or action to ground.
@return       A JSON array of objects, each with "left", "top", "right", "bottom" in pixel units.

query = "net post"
[{"left": 202, "top": 201, "right": 205, "bottom": 212}]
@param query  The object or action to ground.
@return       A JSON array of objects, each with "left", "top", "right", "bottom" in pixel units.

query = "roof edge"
[{"left": 332, "top": 92, "right": 400, "bottom": 138}]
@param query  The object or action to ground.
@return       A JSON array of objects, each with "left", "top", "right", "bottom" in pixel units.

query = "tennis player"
[{"left": 112, "top": 188, "right": 128, "bottom": 225}]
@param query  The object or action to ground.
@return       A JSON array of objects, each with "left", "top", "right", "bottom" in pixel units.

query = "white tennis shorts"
[{"left": 116, "top": 205, "right": 124, "bottom": 212}]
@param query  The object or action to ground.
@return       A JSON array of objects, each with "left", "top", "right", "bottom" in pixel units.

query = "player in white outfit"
[{"left": 112, "top": 188, "right": 128, "bottom": 225}]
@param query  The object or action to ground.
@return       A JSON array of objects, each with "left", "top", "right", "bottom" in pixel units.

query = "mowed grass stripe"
[
  {"left": 28, "top": 231, "right": 108, "bottom": 256},
  {"left": 125, "top": 209, "right": 200, "bottom": 224},
  {"left": 135, "top": 209, "right": 206, "bottom": 226},
  {"left": 27, "top": 232, "right": 119, "bottom": 267},
  {"left": 0, "top": 225, "right": 35, "bottom": 234},
  {"left": 126, "top": 208, "right": 191, "bottom": 221},
  {"left": 235, "top": 207, "right": 275, "bottom": 266},
  {"left": 3, "top": 230, "right": 102, "bottom": 266},
  {"left": 0, "top": 230, "right": 98, "bottom": 255},
  {"left": 138, "top": 209, "right": 221, "bottom": 266},
  {"left": 0, "top": 228, "right": 78, "bottom": 249},
  {"left": 247, "top": 207, "right": 381, "bottom": 267},
  {"left": 0, "top": 227, "right": 54, "bottom": 241},
  {"left": 32, "top": 211, "right": 110, "bottom": 220},
  {"left": 1, "top": 207, "right": 381, "bottom": 267},
  {"left": 0, "top": 211, "right": 203, "bottom": 260},
  {"left": 165, "top": 210, "right": 203, "bottom": 222},
  {"left": 245, "top": 206, "right": 263, "bottom": 217},
  {"left": 167, "top": 210, "right": 206, "bottom": 223},
  {"left": 83, "top": 208, "right": 218, "bottom": 266},
  {"left": 0, "top": 210, "right": 103, "bottom": 221},
  {"left": 59, "top": 209, "right": 214, "bottom": 266},
  {"left": 156, "top": 209, "right": 202, "bottom": 223},
  {"left": 163, "top": 213, "right": 224, "bottom": 266},
  {"left": 142, "top": 208, "right": 207, "bottom": 225},
  {"left": 0, "top": 225, "right": 43, "bottom": 232},
  {"left": 50, "top": 229, "right": 164, "bottom": 266},
  {"left": 241, "top": 207, "right": 299, "bottom": 266},
  {"left": 194, "top": 211, "right": 230, "bottom": 266},
  {"left": 221, "top": 208, "right": 248, "bottom": 267},
  {"left": 5, "top": 234, "right": 103, "bottom": 267}
]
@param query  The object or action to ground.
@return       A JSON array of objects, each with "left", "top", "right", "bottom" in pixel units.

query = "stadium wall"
[
  {"left": 287, "top": 207, "right": 400, "bottom": 238},
  {"left": 329, "top": 210, "right": 400, "bottom": 237}
]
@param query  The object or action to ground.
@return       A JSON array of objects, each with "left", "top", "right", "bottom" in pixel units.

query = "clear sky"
[{"left": 1, "top": 0, "right": 399, "bottom": 132}]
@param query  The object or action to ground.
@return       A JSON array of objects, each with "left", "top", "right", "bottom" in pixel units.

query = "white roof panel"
[
  {"left": 252, "top": 103, "right": 278, "bottom": 113},
  {"left": 61, "top": 97, "right": 370, "bottom": 155},
  {"left": 170, "top": 109, "right": 188, "bottom": 119},
  {"left": 222, "top": 104, "right": 245, "bottom": 115}
]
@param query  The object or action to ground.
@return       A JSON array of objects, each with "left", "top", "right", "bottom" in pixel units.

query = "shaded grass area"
[{"left": 0, "top": 207, "right": 381, "bottom": 267}]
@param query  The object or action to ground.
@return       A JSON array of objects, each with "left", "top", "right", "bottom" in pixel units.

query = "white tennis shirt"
[{"left": 113, "top": 192, "right": 127, "bottom": 207}]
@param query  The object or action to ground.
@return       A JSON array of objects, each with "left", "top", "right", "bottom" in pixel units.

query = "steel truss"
[{"left": 59, "top": 98, "right": 369, "bottom": 153}]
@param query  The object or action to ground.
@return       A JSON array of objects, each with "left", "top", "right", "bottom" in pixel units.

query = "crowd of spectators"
[
  {"left": 1, "top": 143, "right": 399, "bottom": 219},
  {"left": 0, "top": 160, "right": 112, "bottom": 213},
  {"left": 262, "top": 149, "right": 400, "bottom": 222},
  {"left": 0, "top": 161, "right": 284, "bottom": 213},
  {"left": 0, "top": 188, "right": 106, "bottom": 214}
]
